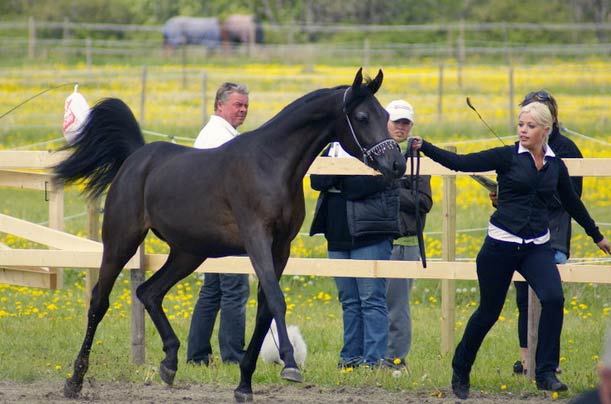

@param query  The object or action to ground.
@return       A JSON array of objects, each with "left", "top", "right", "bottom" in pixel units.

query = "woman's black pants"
[{"left": 452, "top": 236, "right": 564, "bottom": 377}]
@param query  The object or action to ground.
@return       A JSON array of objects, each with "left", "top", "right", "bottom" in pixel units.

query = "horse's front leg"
[{"left": 234, "top": 237, "right": 301, "bottom": 402}]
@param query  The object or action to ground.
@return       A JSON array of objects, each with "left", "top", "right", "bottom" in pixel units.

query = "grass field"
[{"left": 1, "top": 61, "right": 610, "bottom": 399}]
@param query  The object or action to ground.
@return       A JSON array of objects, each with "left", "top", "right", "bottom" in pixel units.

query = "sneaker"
[
  {"left": 536, "top": 372, "right": 568, "bottom": 392},
  {"left": 513, "top": 360, "right": 526, "bottom": 375},
  {"left": 337, "top": 357, "right": 363, "bottom": 369},
  {"left": 382, "top": 358, "right": 407, "bottom": 370},
  {"left": 451, "top": 369, "right": 470, "bottom": 400},
  {"left": 187, "top": 355, "right": 211, "bottom": 366}
]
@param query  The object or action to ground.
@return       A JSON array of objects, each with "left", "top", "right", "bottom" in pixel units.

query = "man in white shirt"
[
  {"left": 187, "top": 82, "right": 250, "bottom": 365},
  {"left": 193, "top": 82, "right": 249, "bottom": 148}
]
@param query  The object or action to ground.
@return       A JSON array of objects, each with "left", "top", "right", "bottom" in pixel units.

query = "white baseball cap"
[{"left": 385, "top": 99, "right": 415, "bottom": 123}]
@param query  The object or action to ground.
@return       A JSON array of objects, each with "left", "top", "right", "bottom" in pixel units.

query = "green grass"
[
  {"left": 0, "top": 275, "right": 608, "bottom": 398},
  {"left": 1, "top": 61, "right": 610, "bottom": 399}
]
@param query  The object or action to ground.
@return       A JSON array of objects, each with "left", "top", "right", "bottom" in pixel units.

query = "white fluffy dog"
[{"left": 260, "top": 320, "right": 307, "bottom": 367}]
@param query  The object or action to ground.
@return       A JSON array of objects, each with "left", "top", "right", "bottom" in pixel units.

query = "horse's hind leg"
[
  {"left": 64, "top": 252, "right": 134, "bottom": 398},
  {"left": 135, "top": 248, "right": 205, "bottom": 385}
]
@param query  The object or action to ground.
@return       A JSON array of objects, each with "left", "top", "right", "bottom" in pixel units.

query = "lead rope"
[{"left": 406, "top": 138, "right": 427, "bottom": 268}]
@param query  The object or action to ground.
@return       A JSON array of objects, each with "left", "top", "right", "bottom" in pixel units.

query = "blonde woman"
[{"left": 410, "top": 102, "right": 611, "bottom": 399}]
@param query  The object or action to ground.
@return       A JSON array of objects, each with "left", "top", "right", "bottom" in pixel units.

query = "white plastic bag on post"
[{"left": 62, "top": 84, "right": 90, "bottom": 144}]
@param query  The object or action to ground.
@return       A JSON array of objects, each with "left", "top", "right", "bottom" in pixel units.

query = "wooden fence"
[{"left": 1, "top": 150, "right": 611, "bottom": 377}]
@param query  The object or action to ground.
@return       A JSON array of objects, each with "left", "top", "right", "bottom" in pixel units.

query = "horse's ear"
[
  {"left": 367, "top": 69, "right": 383, "bottom": 94},
  {"left": 351, "top": 67, "right": 364, "bottom": 89}
]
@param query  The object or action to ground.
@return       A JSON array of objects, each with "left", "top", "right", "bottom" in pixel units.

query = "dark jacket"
[
  {"left": 309, "top": 165, "right": 400, "bottom": 251},
  {"left": 547, "top": 126, "right": 583, "bottom": 256},
  {"left": 420, "top": 140, "right": 603, "bottom": 243},
  {"left": 396, "top": 174, "right": 433, "bottom": 239}
]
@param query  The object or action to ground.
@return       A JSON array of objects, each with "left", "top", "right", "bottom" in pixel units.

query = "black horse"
[{"left": 55, "top": 68, "right": 406, "bottom": 402}]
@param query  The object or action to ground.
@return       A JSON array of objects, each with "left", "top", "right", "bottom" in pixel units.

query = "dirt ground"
[{"left": 0, "top": 380, "right": 576, "bottom": 404}]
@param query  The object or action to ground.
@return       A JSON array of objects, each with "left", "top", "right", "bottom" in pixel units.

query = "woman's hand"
[
  {"left": 489, "top": 191, "right": 498, "bottom": 208},
  {"left": 597, "top": 236, "right": 611, "bottom": 254},
  {"left": 408, "top": 136, "right": 423, "bottom": 151}
]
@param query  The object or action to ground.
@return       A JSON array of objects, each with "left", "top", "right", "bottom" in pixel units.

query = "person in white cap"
[{"left": 383, "top": 100, "right": 433, "bottom": 370}]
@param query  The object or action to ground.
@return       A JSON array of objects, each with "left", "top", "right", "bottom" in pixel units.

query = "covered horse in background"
[
  {"left": 162, "top": 16, "right": 222, "bottom": 49},
  {"left": 162, "top": 14, "right": 263, "bottom": 52},
  {"left": 55, "top": 68, "right": 405, "bottom": 402}
]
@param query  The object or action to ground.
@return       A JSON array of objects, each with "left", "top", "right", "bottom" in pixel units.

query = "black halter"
[
  {"left": 342, "top": 88, "right": 398, "bottom": 164},
  {"left": 406, "top": 137, "right": 427, "bottom": 268}
]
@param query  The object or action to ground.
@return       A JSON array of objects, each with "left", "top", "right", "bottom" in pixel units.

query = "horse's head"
[{"left": 336, "top": 68, "right": 406, "bottom": 181}]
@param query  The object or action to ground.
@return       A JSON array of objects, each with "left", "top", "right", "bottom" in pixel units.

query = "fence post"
[
  {"left": 140, "top": 66, "right": 147, "bottom": 125},
  {"left": 131, "top": 246, "right": 146, "bottom": 364},
  {"left": 457, "top": 20, "right": 465, "bottom": 88},
  {"left": 85, "top": 38, "right": 92, "bottom": 69},
  {"left": 47, "top": 180, "right": 64, "bottom": 289},
  {"left": 363, "top": 38, "right": 370, "bottom": 73},
  {"left": 182, "top": 56, "right": 187, "bottom": 90},
  {"left": 440, "top": 145, "right": 457, "bottom": 354},
  {"left": 526, "top": 289, "right": 541, "bottom": 379},
  {"left": 248, "top": 20, "right": 255, "bottom": 57},
  {"left": 437, "top": 64, "right": 444, "bottom": 123},
  {"left": 202, "top": 71, "right": 208, "bottom": 126},
  {"left": 508, "top": 66, "right": 515, "bottom": 133},
  {"left": 28, "top": 16, "right": 36, "bottom": 59},
  {"left": 62, "top": 17, "right": 70, "bottom": 60}
]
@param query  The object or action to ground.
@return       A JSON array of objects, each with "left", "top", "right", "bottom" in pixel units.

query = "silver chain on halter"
[{"left": 342, "top": 87, "right": 398, "bottom": 164}]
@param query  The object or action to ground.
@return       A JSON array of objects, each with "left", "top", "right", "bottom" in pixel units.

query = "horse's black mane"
[{"left": 256, "top": 79, "right": 374, "bottom": 132}]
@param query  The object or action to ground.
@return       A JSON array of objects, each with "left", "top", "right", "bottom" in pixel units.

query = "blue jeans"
[
  {"left": 330, "top": 239, "right": 392, "bottom": 366},
  {"left": 386, "top": 244, "right": 419, "bottom": 361},
  {"left": 187, "top": 273, "right": 250, "bottom": 364}
]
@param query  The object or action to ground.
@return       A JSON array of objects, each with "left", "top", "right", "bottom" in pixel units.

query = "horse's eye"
[{"left": 354, "top": 112, "right": 368, "bottom": 122}]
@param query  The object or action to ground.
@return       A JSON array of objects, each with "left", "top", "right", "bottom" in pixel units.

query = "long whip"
[
  {"left": 466, "top": 97, "right": 506, "bottom": 146},
  {"left": 0, "top": 82, "right": 77, "bottom": 121}
]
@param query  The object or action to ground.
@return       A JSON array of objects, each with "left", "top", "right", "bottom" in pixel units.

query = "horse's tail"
[{"left": 53, "top": 98, "right": 145, "bottom": 200}]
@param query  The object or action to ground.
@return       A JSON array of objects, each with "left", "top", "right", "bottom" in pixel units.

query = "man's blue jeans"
[
  {"left": 187, "top": 273, "right": 250, "bottom": 364},
  {"left": 330, "top": 239, "right": 391, "bottom": 366}
]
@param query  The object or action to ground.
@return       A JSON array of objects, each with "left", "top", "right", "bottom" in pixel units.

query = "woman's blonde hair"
[{"left": 519, "top": 101, "right": 553, "bottom": 138}]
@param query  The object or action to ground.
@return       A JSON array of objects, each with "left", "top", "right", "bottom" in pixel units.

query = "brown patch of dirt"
[{"left": 0, "top": 380, "right": 572, "bottom": 403}]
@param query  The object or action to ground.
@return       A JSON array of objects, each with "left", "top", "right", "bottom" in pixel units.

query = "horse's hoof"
[
  {"left": 281, "top": 367, "right": 303, "bottom": 383},
  {"left": 159, "top": 363, "right": 176, "bottom": 385},
  {"left": 234, "top": 389, "right": 254, "bottom": 403},
  {"left": 63, "top": 379, "right": 82, "bottom": 398}
]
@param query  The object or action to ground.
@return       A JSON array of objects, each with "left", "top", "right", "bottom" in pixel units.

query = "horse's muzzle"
[{"left": 371, "top": 147, "right": 406, "bottom": 180}]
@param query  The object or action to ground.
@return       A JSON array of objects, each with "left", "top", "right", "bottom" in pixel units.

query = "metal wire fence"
[{"left": 1, "top": 20, "right": 610, "bottom": 66}]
